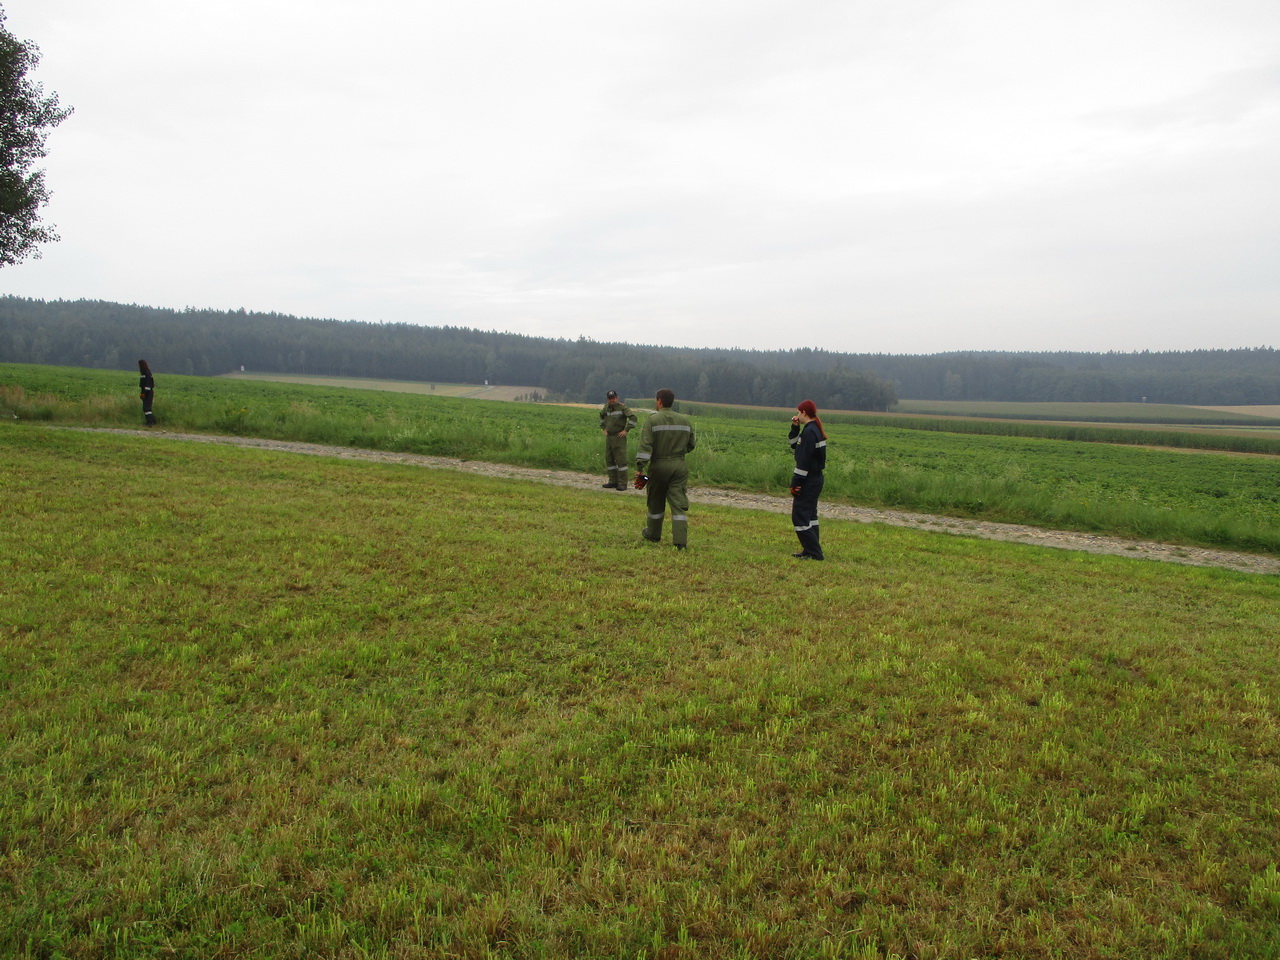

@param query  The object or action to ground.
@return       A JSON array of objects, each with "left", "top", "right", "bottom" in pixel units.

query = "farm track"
[{"left": 71, "top": 427, "right": 1280, "bottom": 576}]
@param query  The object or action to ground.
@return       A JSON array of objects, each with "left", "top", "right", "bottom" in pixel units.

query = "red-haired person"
[
  {"left": 138, "top": 360, "right": 156, "bottom": 426},
  {"left": 788, "top": 400, "right": 826, "bottom": 559}
]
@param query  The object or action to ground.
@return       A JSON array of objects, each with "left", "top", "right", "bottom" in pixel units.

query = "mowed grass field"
[{"left": 3, "top": 424, "right": 1280, "bottom": 959}]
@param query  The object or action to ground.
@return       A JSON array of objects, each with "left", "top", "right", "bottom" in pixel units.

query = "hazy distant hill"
[{"left": 2, "top": 296, "right": 1277, "bottom": 406}]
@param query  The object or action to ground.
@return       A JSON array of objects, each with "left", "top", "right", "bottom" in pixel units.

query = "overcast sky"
[{"left": 3, "top": 0, "right": 1278, "bottom": 355}]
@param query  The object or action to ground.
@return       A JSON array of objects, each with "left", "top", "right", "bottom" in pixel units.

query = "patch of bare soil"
[{"left": 80, "top": 428, "right": 1280, "bottom": 575}]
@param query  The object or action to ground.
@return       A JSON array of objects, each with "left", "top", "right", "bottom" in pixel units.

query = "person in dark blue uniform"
[
  {"left": 138, "top": 359, "right": 156, "bottom": 426},
  {"left": 788, "top": 399, "right": 826, "bottom": 560}
]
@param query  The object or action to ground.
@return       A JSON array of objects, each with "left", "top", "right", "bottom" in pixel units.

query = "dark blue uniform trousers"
[{"left": 792, "top": 473, "right": 824, "bottom": 559}]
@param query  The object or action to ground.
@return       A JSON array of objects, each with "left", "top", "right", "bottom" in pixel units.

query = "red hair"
[{"left": 797, "top": 399, "right": 826, "bottom": 439}]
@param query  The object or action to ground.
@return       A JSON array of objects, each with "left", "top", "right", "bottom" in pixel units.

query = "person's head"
[
  {"left": 795, "top": 399, "right": 826, "bottom": 438},
  {"left": 655, "top": 388, "right": 675, "bottom": 409},
  {"left": 606, "top": 390, "right": 618, "bottom": 404},
  {"left": 138, "top": 360, "right": 151, "bottom": 374}
]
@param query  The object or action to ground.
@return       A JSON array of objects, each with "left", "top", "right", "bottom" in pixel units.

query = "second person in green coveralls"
[
  {"left": 599, "top": 390, "right": 636, "bottom": 490},
  {"left": 635, "top": 388, "right": 696, "bottom": 550}
]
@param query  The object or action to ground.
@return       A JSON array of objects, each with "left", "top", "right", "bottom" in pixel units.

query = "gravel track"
[{"left": 71, "top": 427, "right": 1280, "bottom": 576}]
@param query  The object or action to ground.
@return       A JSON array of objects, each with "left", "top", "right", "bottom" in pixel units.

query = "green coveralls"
[
  {"left": 600, "top": 401, "right": 636, "bottom": 489},
  {"left": 636, "top": 407, "right": 696, "bottom": 547}
]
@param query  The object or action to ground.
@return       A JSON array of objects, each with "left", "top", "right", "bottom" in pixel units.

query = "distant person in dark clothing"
[
  {"left": 138, "top": 360, "right": 156, "bottom": 426},
  {"left": 788, "top": 399, "right": 826, "bottom": 559}
]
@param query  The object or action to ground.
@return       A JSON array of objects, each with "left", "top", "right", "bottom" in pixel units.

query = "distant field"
[
  {"left": 5, "top": 363, "right": 1280, "bottom": 553},
  {"left": 1195, "top": 405, "right": 1280, "bottom": 419},
  {"left": 221, "top": 371, "right": 541, "bottom": 401},
  {"left": 892, "top": 398, "right": 1280, "bottom": 426},
  {"left": 220, "top": 377, "right": 1280, "bottom": 431}
]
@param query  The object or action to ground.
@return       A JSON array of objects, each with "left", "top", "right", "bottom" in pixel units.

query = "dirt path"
[{"left": 76, "top": 428, "right": 1280, "bottom": 576}]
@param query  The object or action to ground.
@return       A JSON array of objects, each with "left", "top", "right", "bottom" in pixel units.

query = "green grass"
[
  {"left": 221, "top": 372, "right": 543, "bottom": 401},
  {"left": 4, "top": 363, "right": 1280, "bottom": 556},
  {"left": 2, "top": 426, "right": 1279, "bottom": 959},
  {"left": 890, "top": 399, "right": 1280, "bottom": 426},
  {"left": 681, "top": 400, "right": 1280, "bottom": 454}
]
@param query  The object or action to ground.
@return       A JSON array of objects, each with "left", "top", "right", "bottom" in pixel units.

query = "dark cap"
[{"left": 606, "top": 390, "right": 618, "bottom": 399}]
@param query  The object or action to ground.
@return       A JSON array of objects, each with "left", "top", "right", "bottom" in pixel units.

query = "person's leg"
[
  {"left": 604, "top": 438, "right": 619, "bottom": 486},
  {"left": 792, "top": 475, "right": 823, "bottom": 559},
  {"left": 666, "top": 462, "right": 690, "bottom": 548},
  {"left": 608, "top": 435, "right": 628, "bottom": 489},
  {"left": 643, "top": 464, "right": 669, "bottom": 542}
]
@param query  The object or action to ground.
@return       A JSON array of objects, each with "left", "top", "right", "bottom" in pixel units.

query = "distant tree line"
[
  {"left": 871, "top": 349, "right": 1280, "bottom": 405},
  {"left": 0, "top": 297, "right": 896, "bottom": 409},
  {"left": 2, "top": 295, "right": 1278, "bottom": 406}
]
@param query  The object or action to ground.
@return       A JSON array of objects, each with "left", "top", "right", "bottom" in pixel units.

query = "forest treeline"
[{"left": 2, "top": 295, "right": 1277, "bottom": 406}]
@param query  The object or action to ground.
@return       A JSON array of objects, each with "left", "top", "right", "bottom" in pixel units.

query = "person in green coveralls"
[
  {"left": 599, "top": 390, "right": 636, "bottom": 490},
  {"left": 635, "top": 388, "right": 696, "bottom": 550}
]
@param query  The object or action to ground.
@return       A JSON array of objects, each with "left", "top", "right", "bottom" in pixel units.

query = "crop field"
[
  {"left": 220, "top": 372, "right": 543, "bottom": 402},
  {"left": 3, "top": 423, "right": 1279, "bottom": 959},
  {"left": 891, "top": 399, "right": 1280, "bottom": 428},
  {"left": 5, "top": 364, "right": 1278, "bottom": 557},
  {"left": 682, "top": 402, "right": 1280, "bottom": 455}
]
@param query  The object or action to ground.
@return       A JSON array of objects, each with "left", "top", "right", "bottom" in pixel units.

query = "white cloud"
[{"left": 3, "top": 0, "right": 1278, "bottom": 354}]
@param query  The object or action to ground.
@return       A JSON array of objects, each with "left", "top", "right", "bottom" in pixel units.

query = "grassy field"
[
  {"left": 220, "top": 372, "right": 543, "bottom": 402},
  {"left": 2, "top": 424, "right": 1279, "bottom": 959},
  {"left": 6, "top": 364, "right": 1279, "bottom": 558},
  {"left": 891, "top": 399, "right": 1280, "bottom": 428},
  {"left": 679, "top": 401, "right": 1280, "bottom": 455},
  {"left": 220, "top": 374, "right": 1280, "bottom": 430}
]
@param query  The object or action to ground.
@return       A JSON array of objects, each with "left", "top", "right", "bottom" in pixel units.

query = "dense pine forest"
[{"left": 2, "top": 296, "right": 1277, "bottom": 406}]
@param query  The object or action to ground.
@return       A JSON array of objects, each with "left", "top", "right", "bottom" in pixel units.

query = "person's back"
[{"left": 643, "top": 406, "right": 695, "bottom": 461}]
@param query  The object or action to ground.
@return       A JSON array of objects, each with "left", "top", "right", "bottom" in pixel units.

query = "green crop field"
[
  {"left": 891, "top": 398, "right": 1280, "bottom": 427},
  {"left": 2, "top": 424, "right": 1279, "bottom": 959},
  {"left": 6, "top": 364, "right": 1277, "bottom": 557},
  {"left": 220, "top": 372, "right": 544, "bottom": 402}
]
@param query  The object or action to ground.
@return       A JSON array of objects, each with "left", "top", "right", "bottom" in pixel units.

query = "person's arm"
[
  {"left": 791, "top": 424, "right": 815, "bottom": 488},
  {"left": 624, "top": 405, "right": 636, "bottom": 434},
  {"left": 636, "top": 414, "right": 654, "bottom": 469},
  {"left": 634, "top": 414, "right": 654, "bottom": 487}
]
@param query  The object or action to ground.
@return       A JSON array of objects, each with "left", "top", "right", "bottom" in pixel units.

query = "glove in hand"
[
  {"left": 634, "top": 473, "right": 649, "bottom": 490},
  {"left": 790, "top": 485, "right": 802, "bottom": 497}
]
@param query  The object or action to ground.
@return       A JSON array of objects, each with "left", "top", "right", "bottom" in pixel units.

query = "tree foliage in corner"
[{"left": 0, "top": 6, "right": 72, "bottom": 267}]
